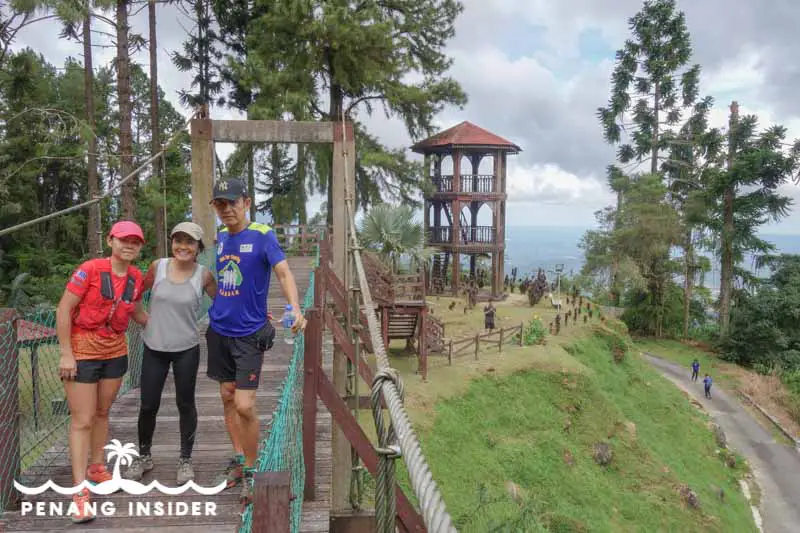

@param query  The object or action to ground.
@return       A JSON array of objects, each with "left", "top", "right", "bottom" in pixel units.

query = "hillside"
[{"left": 389, "top": 297, "right": 758, "bottom": 533}]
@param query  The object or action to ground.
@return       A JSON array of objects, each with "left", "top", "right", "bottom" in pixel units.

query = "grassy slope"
[{"left": 385, "top": 297, "right": 757, "bottom": 532}]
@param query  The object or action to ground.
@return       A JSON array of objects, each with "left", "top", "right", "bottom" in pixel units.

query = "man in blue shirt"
[
  {"left": 691, "top": 359, "right": 700, "bottom": 382},
  {"left": 703, "top": 374, "right": 713, "bottom": 399},
  {"left": 205, "top": 178, "right": 306, "bottom": 504}
]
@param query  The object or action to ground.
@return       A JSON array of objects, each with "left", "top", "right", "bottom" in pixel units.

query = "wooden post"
[
  {"left": 419, "top": 305, "right": 428, "bottom": 381},
  {"left": 0, "top": 309, "right": 20, "bottom": 511},
  {"left": 302, "top": 308, "right": 320, "bottom": 501},
  {"left": 448, "top": 340, "right": 453, "bottom": 365},
  {"left": 499, "top": 328, "right": 504, "bottom": 352},
  {"left": 251, "top": 471, "right": 291, "bottom": 532},
  {"left": 190, "top": 116, "right": 216, "bottom": 245},
  {"left": 519, "top": 322, "right": 524, "bottom": 346},
  {"left": 331, "top": 120, "right": 356, "bottom": 511},
  {"left": 474, "top": 333, "right": 479, "bottom": 360}
]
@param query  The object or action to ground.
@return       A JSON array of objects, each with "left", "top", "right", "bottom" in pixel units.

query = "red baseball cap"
[{"left": 109, "top": 220, "right": 145, "bottom": 242}]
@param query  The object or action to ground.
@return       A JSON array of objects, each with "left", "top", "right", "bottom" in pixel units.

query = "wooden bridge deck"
[{"left": 1, "top": 257, "right": 332, "bottom": 532}]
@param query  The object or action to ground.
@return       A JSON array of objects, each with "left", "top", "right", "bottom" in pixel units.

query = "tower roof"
[{"left": 411, "top": 121, "right": 521, "bottom": 153}]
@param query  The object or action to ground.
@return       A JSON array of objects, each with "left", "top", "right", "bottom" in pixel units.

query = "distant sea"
[{"left": 504, "top": 225, "right": 800, "bottom": 292}]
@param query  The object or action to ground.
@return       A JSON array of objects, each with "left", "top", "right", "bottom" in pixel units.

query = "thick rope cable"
[
  {"left": 0, "top": 112, "right": 197, "bottom": 237},
  {"left": 338, "top": 113, "right": 457, "bottom": 532}
]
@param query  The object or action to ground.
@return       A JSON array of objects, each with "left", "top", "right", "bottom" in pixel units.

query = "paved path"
[{"left": 645, "top": 353, "right": 800, "bottom": 533}]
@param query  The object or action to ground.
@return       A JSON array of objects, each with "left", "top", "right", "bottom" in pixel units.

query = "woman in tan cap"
[{"left": 124, "top": 221, "right": 216, "bottom": 485}]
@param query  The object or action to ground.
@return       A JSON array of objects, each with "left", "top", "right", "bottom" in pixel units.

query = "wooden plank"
[
  {"left": 212, "top": 120, "right": 334, "bottom": 143},
  {"left": 190, "top": 118, "right": 216, "bottom": 246}
]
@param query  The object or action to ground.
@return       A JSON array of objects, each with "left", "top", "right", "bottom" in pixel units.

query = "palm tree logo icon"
[{"left": 105, "top": 439, "right": 138, "bottom": 482}]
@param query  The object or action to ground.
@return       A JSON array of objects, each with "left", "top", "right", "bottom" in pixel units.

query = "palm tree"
[{"left": 358, "top": 204, "right": 434, "bottom": 273}]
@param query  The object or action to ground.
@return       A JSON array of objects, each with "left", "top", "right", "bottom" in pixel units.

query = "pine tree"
[{"left": 245, "top": 0, "right": 468, "bottom": 224}]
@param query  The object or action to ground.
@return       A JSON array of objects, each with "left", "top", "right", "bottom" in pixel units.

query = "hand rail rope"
[
  {"left": 338, "top": 114, "right": 457, "bottom": 532},
  {"left": 0, "top": 112, "right": 197, "bottom": 237}
]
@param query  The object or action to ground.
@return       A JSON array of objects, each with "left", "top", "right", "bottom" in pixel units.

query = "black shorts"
[
  {"left": 75, "top": 355, "right": 128, "bottom": 384},
  {"left": 205, "top": 323, "right": 275, "bottom": 390}
]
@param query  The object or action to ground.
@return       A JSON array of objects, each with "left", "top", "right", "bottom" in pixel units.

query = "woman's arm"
[
  {"left": 55, "top": 290, "right": 81, "bottom": 379},
  {"left": 142, "top": 260, "right": 158, "bottom": 292},
  {"left": 131, "top": 300, "right": 148, "bottom": 326},
  {"left": 203, "top": 268, "right": 217, "bottom": 298}
]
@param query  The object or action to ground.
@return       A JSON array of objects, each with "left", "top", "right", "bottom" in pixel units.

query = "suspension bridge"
[{"left": 0, "top": 111, "right": 456, "bottom": 532}]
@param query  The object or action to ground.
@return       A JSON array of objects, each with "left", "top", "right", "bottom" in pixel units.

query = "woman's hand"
[{"left": 59, "top": 349, "right": 77, "bottom": 381}]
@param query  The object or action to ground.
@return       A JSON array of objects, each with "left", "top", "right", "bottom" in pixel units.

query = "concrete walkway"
[{"left": 645, "top": 353, "right": 800, "bottom": 533}]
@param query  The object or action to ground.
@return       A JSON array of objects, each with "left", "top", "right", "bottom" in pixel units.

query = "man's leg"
[
  {"left": 206, "top": 327, "right": 245, "bottom": 487},
  {"left": 233, "top": 389, "right": 259, "bottom": 467}
]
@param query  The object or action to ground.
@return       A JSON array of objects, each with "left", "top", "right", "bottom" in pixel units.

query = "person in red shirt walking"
[{"left": 55, "top": 221, "right": 149, "bottom": 523}]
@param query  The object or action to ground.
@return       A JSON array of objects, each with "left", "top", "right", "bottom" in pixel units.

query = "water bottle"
[{"left": 282, "top": 304, "right": 295, "bottom": 345}]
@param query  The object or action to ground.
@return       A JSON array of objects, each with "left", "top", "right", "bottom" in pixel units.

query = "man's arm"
[{"left": 272, "top": 259, "right": 306, "bottom": 331}]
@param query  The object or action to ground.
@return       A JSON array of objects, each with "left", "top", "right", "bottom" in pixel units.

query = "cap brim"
[
  {"left": 209, "top": 194, "right": 241, "bottom": 204},
  {"left": 113, "top": 233, "right": 145, "bottom": 243}
]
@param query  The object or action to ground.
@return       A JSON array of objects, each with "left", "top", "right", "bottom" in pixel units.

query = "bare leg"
[
  {"left": 91, "top": 377, "right": 123, "bottom": 464},
  {"left": 234, "top": 389, "right": 259, "bottom": 467},
  {"left": 64, "top": 381, "right": 97, "bottom": 485},
  {"left": 220, "top": 382, "right": 244, "bottom": 455}
]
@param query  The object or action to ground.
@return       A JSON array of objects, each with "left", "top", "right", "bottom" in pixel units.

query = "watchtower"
[{"left": 412, "top": 121, "right": 521, "bottom": 297}]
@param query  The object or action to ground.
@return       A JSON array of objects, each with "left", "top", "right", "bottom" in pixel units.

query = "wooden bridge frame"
[{"left": 191, "top": 112, "right": 426, "bottom": 531}]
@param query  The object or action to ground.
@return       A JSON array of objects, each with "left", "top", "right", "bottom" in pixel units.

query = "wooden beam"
[
  {"left": 190, "top": 118, "right": 217, "bottom": 245},
  {"left": 251, "top": 471, "right": 291, "bottom": 532},
  {"left": 303, "top": 308, "right": 321, "bottom": 501},
  {"left": 330, "top": 510, "right": 377, "bottom": 533},
  {"left": 212, "top": 120, "right": 334, "bottom": 143}
]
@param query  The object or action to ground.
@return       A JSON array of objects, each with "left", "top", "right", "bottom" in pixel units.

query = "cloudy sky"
[{"left": 12, "top": 0, "right": 800, "bottom": 233}]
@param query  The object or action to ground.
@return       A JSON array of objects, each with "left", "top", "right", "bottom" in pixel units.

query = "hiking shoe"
[
  {"left": 217, "top": 456, "right": 243, "bottom": 489},
  {"left": 70, "top": 489, "right": 95, "bottom": 523},
  {"left": 176, "top": 458, "right": 195, "bottom": 485},
  {"left": 124, "top": 455, "right": 154, "bottom": 481},
  {"left": 86, "top": 463, "right": 113, "bottom": 484},
  {"left": 239, "top": 469, "right": 255, "bottom": 505}
]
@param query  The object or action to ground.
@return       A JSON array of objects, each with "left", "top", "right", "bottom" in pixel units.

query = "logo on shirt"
[
  {"left": 239, "top": 244, "right": 253, "bottom": 253},
  {"left": 71, "top": 270, "right": 88, "bottom": 286},
  {"left": 218, "top": 255, "right": 243, "bottom": 297}
]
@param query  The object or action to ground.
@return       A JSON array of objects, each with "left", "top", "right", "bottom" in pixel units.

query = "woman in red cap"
[{"left": 55, "top": 220, "right": 148, "bottom": 523}]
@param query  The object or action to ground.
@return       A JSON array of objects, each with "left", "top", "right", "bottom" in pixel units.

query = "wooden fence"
[{"left": 440, "top": 323, "right": 525, "bottom": 366}]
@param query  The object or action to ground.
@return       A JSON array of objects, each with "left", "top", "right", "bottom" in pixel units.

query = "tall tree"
[
  {"left": 245, "top": 0, "right": 468, "bottom": 224},
  {"left": 597, "top": 0, "right": 700, "bottom": 308},
  {"left": 148, "top": 0, "right": 165, "bottom": 255},
  {"left": 708, "top": 103, "right": 799, "bottom": 335},
  {"left": 172, "top": 0, "right": 223, "bottom": 108},
  {"left": 115, "top": 0, "right": 136, "bottom": 218}
]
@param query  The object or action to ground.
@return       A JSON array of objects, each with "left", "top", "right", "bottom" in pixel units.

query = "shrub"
[{"left": 520, "top": 315, "right": 547, "bottom": 346}]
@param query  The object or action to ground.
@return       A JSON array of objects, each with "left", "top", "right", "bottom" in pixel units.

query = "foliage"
[
  {"left": 519, "top": 315, "right": 546, "bottom": 346},
  {"left": 358, "top": 203, "right": 434, "bottom": 272},
  {"left": 719, "top": 254, "right": 800, "bottom": 373}
]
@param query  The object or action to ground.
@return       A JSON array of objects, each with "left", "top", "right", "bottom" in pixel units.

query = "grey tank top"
[{"left": 142, "top": 259, "right": 206, "bottom": 352}]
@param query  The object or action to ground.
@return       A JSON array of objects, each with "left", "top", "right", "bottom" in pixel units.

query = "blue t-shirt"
[
  {"left": 704, "top": 376, "right": 712, "bottom": 386},
  {"left": 209, "top": 222, "right": 286, "bottom": 337}
]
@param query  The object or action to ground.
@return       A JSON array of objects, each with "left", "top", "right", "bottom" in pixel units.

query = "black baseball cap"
[{"left": 210, "top": 178, "right": 247, "bottom": 203}]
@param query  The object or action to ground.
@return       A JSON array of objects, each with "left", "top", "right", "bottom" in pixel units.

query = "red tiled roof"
[{"left": 411, "top": 121, "right": 521, "bottom": 153}]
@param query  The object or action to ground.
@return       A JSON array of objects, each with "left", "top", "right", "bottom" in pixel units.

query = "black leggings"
[{"left": 138, "top": 344, "right": 200, "bottom": 459}]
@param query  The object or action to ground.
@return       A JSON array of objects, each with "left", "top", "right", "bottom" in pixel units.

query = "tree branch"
[{"left": 345, "top": 94, "right": 386, "bottom": 115}]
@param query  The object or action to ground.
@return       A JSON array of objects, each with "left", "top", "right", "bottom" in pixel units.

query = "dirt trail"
[{"left": 645, "top": 353, "right": 800, "bottom": 533}]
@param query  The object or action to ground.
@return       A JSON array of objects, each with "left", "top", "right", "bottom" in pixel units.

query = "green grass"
[
  {"left": 634, "top": 338, "right": 741, "bottom": 391},
  {"left": 407, "top": 331, "right": 757, "bottom": 532}
]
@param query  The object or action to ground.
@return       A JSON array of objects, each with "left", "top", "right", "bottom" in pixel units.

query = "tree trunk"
[
  {"left": 83, "top": 8, "right": 101, "bottom": 256},
  {"left": 248, "top": 145, "right": 256, "bottom": 220},
  {"left": 683, "top": 228, "right": 693, "bottom": 338},
  {"left": 651, "top": 81, "right": 660, "bottom": 175},
  {"left": 149, "top": 0, "right": 165, "bottom": 256},
  {"left": 296, "top": 144, "right": 308, "bottom": 224},
  {"left": 719, "top": 101, "right": 739, "bottom": 335},
  {"left": 116, "top": 0, "right": 135, "bottom": 219},
  {"left": 610, "top": 188, "right": 622, "bottom": 306},
  {"left": 326, "top": 49, "right": 344, "bottom": 227}
]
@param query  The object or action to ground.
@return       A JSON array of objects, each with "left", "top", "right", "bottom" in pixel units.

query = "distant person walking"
[
  {"left": 125, "top": 222, "right": 217, "bottom": 485},
  {"left": 703, "top": 374, "right": 713, "bottom": 399},
  {"left": 206, "top": 178, "right": 306, "bottom": 505},
  {"left": 55, "top": 221, "right": 147, "bottom": 523},
  {"left": 691, "top": 359, "right": 700, "bottom": 382}
]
